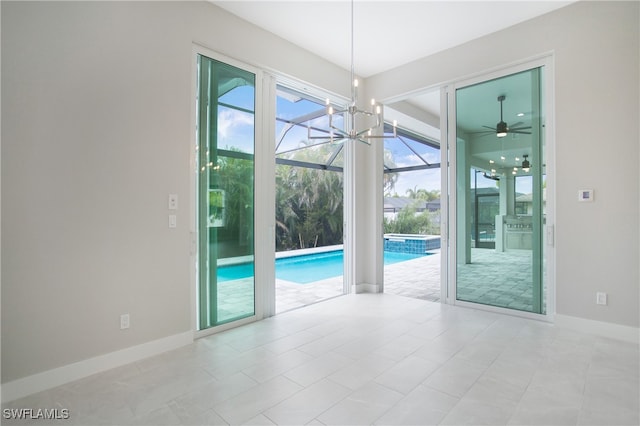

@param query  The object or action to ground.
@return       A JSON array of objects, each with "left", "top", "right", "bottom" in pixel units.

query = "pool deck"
[
  {"left": 220, "top": 247, "right": 536, "bottom": 318},
  {"left": 276, "top": 251, "right": 442, "bottom": 313},
  {"left": 276, "top": 248, "right": 538, "bottom": 314}
]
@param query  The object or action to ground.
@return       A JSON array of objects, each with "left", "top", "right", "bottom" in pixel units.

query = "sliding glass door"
[
  {"left": 453, "top": 66, "right": 546, "bottom": 314},
  {"left": 196, "top": 54, "right": 256, "bottom": 330}
]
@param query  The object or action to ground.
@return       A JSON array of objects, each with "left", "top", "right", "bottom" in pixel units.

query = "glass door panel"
[
  {"left": 455, "top": 67, "right": 545, "bottom": 314},
  {"left": 475, "top": 192, "right": 499, "bottom": 249},
  {"left": 197, "top": 55, "right": 256, "bottom": 330}
]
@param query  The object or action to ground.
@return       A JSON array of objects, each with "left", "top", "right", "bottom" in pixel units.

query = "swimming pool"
[{"left": 217, "top": 250, "right": 431, "bottom": 284}]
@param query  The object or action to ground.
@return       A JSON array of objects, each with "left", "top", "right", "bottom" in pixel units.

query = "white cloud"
[{"left": 218, "top": 109, "right": 254, "bottom": 140}]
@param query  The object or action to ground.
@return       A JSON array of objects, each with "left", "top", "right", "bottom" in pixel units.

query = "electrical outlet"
[
  {"left": 596, "top": 292, "right": 607, "bottom": 306},
  {"left": 120, "top": 314, "right": 130, "bottom": 329}
]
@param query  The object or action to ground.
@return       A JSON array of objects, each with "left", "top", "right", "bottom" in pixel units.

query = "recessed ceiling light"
[{"left": 517, "top": 112, "right": 525, "bottom": 117}]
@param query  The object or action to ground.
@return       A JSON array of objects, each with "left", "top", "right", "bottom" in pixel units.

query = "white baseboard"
[
  {"left": 555, "top": 314, "right": 639, "bottom": 344},
  {"left": 1, "top": 331, "right": 193, "bottom": 403},
  {"left": 353, "top": 283, "right": 381, "bottom": 293}
]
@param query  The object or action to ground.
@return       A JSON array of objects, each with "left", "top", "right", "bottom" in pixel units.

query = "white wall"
[
  {"left": 1, "top": 1, "right": 349, "bottom": 385},
  {"left": 368, "top": 1, "right": 639, "bottom": 328}
]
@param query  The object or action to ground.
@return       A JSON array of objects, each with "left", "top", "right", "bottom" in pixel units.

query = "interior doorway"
[
  {"left": 382, "top": 99, "right": 442, "bottom": 302},
  {"left": 273, "top": 84, "right": 346, "bottom": 313}
]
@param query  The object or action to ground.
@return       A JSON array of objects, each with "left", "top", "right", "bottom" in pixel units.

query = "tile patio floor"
[{"left": 220, "top": 247, "right": 542, "bottom": 317}]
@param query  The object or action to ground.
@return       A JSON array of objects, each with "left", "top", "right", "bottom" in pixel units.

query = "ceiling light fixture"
[
  {"left": 496, "top": 95, "right": 508, "bottom": 138},
  {"left": 310, "top": 0, "right": 395, "bottom": 145},
  {"left": 522, "top": 154, "right": 530, "bottom": 172}
]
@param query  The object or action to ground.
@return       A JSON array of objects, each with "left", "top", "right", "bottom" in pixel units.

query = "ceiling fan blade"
[
  {"left": 481, "top": 125, "right": 496, "bottom": 130},
  {"left": 510, "top": 130, "right": 532, "bottom": 135},
  {"left": 510, "top": 126, "right": 532, "bottom": 131},
  {"left": 468, "top": 130, "right": 495, "bottom": 135}
]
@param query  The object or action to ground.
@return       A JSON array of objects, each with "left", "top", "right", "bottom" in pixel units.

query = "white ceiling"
[
  {"left": 212, "top": 1, "right": 572, "bottom": 78},
  {"left": 213, "top": 0, "right": 567, "bottom": 152}
]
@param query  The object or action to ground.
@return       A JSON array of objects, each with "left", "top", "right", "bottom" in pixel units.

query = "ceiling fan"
[{"left": 475, "top": 95, "right": 532, "bottom": 138}]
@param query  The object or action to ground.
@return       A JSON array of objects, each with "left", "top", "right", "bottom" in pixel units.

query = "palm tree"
[{"left": 275, "top": 142, "right": 344, "bottom": 250}]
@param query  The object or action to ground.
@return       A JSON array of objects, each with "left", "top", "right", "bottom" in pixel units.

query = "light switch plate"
[
  {"left": 578, "top": 189, "right": 593, "bottom": 202},
  {"left": 169, "top": 215, "right": 177, "bottom": 228},
  {"left": 168, "top": 194, "right": 178, "bottom": 210},
  {"left": 596, "top": 292, "right": 607, "bottom": 305}
]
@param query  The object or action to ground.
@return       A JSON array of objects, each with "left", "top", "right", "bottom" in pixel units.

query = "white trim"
[
  {"left": 442, "top": 84, "right": 453, "bottom": 304},
  {"left": 1, "top": 331, "right": 193, "bottom": 403},
  {"left": 343, "top": 115, "right": 356, "bottom": 295},
  {"left": 194, "top": 314, "right": 258, "bottom": 340},
  {"left": 555, "top": 315, "right": 640, "bottom": 344},
  {"left": 354, "top": 283, "right": 380, "bottom": 294},
  {"left": 258, "top": 72, "right": 277, "bottom": 318},
  {"left": 456, "top": 300, "right": 552, "bottom": 323},
  {"left": 446, "top": 83, "right": 458, "bottom": 306},
  {"left": 189, "top": 45, "right": 199, "bottom": 336}
]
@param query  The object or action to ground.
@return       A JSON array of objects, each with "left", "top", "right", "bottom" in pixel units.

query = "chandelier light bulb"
[{"left": 305, "top": 0, "right": 398, "bottom": 145}]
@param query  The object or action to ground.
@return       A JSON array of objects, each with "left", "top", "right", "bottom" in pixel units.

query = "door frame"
[{"left": 444, "top": 56, "right": 556, "bottom": 321}]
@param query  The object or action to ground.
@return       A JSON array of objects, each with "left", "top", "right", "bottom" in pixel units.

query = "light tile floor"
[{"left": 3, "top": 294, "right": 638, "bottom": 425}]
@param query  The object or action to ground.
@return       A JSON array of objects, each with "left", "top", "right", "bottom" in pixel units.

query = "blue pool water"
[{"left": 217, "top": 250, "right": 430, "bottom": 284}]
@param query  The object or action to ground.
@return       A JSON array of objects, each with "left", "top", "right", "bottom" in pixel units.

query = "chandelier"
[{"left": 309, "top": 0, "right": 397, "bottom": 145}]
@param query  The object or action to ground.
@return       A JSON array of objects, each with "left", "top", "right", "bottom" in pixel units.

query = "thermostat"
[{"left": 578, "top": 189, "right": 594, "bottom": 202}]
